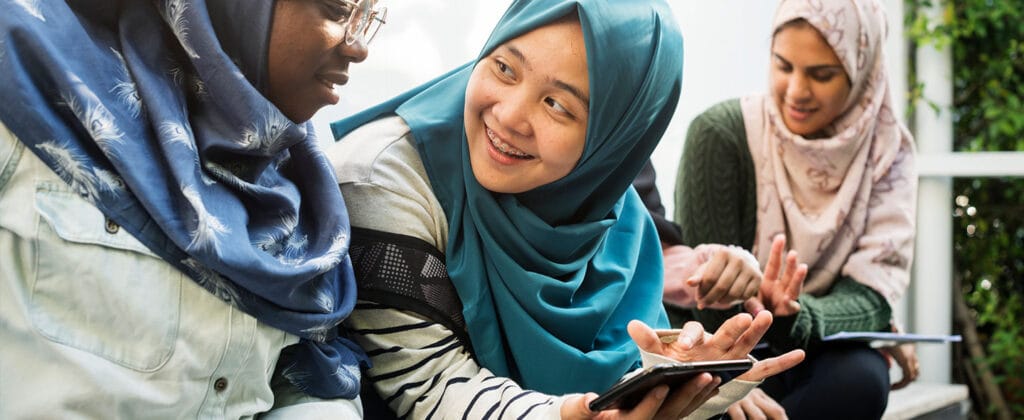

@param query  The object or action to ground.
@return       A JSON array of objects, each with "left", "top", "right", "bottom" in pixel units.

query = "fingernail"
[{"left": 655, "top": 386, "right": 669, "bottom": 399}]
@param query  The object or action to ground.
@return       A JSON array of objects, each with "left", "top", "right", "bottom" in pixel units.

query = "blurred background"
[{"left": 312, "top": 1, "right": 1024, "bottom": 418}]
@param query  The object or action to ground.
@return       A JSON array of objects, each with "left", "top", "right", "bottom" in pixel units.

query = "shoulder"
[
  {"left": 684, "top": 99, "right": 749, "bottom": 158},
  {"left": 326, "top": 116, "right": 425, "bottom": 187},
  {"left": 325, "top": 116, "right": 447, "bottom": 249}
]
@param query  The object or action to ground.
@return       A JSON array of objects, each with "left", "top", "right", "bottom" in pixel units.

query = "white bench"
[{"left": 883, "top": 382, "right": 970, "bottom": 420}]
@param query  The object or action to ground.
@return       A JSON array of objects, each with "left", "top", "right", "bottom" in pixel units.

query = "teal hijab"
[{"left": 333, "top": 0, "right": 682, "bottom": 395}]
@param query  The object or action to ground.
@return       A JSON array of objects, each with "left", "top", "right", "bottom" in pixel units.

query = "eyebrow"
[
  {"left": 772, "top": 53, "right": 844, "bottom": 73},
  {"left": 504, "top": 45, "right": 591, "bottom": 112}
]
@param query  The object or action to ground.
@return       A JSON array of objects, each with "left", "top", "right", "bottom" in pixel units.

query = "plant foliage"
[{"left": 906, "top": 0, "right": 1024, "bottom": 416}]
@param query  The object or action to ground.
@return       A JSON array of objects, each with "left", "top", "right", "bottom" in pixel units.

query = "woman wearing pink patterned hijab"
[{"left": 671, "top": 0, "right": 918, "bottom": 417}]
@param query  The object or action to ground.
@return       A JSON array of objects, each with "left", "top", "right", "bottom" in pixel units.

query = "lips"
[
  {"left": 786, "top": 103, "right": 816, "bottom": 121},
  {"left": 486, "top": 127, "right": 533, "bottom": 159},
  {"left": 316, "top": 70, "right": 349, "bottom": 89}
]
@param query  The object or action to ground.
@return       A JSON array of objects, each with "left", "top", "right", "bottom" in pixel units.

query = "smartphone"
[{"left": 588, "top": 358, "right": 754, "bottom": 412}]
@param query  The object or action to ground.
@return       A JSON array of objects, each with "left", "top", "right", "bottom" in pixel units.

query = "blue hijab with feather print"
[
  {"left": 0, "top": 0, "right": 366, "bottom": 398},
  {"left": 332, "top": 0, "right": 683, "bottom": 395}
]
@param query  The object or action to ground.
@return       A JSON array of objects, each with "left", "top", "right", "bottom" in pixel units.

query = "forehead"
[
  {"left": 773, "top": 24, "right": 841, "bottom": 64},
  {"left": 498, "top": 19, "right": 589, "bottom": 88}
]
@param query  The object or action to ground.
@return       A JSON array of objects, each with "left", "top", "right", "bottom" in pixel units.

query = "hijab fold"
[
  {"left": 0, "top": 0, "right": 365, "bottom": 398},
  {"left": 742, "top": 0, "right": 917, "bottom": 305},
  {"left": 332, "top": 0, "right": 683, "bottom": 395}
]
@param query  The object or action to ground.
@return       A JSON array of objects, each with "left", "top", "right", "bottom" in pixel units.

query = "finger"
[
  {"left": 762, "top": 236, "right": 787, "bottom": 282},
  {"left": 677, "top": 376, "right": 720, "bottom": 419},
  {"left": 727, "top": 404, "right": 747, "bottom": 420},
  {"left": 708, "top": 312, "right": 754, "bottom": 353},
  {"left": 627, "top": 385, "right": 669, "bottom": 419},
  {"left": 560, "top": 393, "right": 596, "bottom": 420},
  {"left": 784, "top": 263, "right": 807, "bottom": 299},
  {"left": 891, "top": 375, "right": 912, "bottom": 390},
  {"left": 741, "top": 274, "right": 762, "bottom": 301},
  {"left": 751, "top": 389, "right": 786, "bottom": 420},
  {"left": 705, "top": 255, "right": 744, "bottom": 304},
  {"left": 744, "top": 298, "right": 766, "bottom": 315},
  {"left": 697, "top": 251, "right": 730, "bottom": 296},
  {"left": 780, "top": 251, "right": 798, "bottom": 287},
  {"left": 738, "top": 349, "right": 806, "bottom": 382},
  {"left": 658, "top": 373, "right": 715, "bottom": 420},
  {"left": 627, "top": 319, "right": 662, "bottom": 354},
  {"left": 730, "top": 311, "right": 773, "bottom": 357},
  {"left": 743, "top": 398, "right": 769, "bottom": 420},
  {"left": 676, "top": 320, "right": 707, "bottom": 349}
]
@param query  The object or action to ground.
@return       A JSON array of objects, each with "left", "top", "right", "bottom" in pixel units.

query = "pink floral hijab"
[{"left": 741, "top": 0, "right": 917, "bottom": 305}]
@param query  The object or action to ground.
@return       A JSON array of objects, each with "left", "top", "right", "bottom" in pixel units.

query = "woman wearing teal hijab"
[{"left": 329, "top": 0, "right": 803, "bottom": 418}]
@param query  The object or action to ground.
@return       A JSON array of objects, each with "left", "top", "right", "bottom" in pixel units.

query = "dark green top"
[{"left": 673, "top": 99, "right": 892, "bottom": 353}]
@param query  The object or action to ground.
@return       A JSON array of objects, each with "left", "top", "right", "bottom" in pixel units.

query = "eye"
[
  {"left": 544, "top": 97, "right": 569, "bottom": 114},
  {"left": 494, "top": 59, "right": 515, "bottom": 80},
  {"left": 811, "top": 69, "right": 840, "bottom": 83},
  {"left": 320, "top": 1, "right": 353, "bottom": 22},
  {"left": 774, "top": 58, "right": 792, "bottom": 73}
]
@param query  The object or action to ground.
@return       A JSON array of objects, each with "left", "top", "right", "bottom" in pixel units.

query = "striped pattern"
[{"left": 345, "top": 302, "right": 566, "bottom": 419}]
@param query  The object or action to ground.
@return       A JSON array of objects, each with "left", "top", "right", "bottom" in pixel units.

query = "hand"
[
  {"left": 882, "top": 343, "right": 919, "bottom": 390},
  {"left": 687, "top": 245, "right": 762, "bottom": 309},
  {"left": 745, "top": 236, "right": 805, "bottom": 317},
  {"left": 561, "top": 374, "right": 720, "bottom": 419},
  {"left": 628, "top": 312, "right": 772, "bottom": 363},
  {"left": 661, "top": 245, "right": 700, "bottom": 308},
  {"left": 725, "top": 388, "right": 787, "bottom": 420}
]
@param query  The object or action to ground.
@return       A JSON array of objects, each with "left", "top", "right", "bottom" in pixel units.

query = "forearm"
[
  {"left": 767, "top": 277, "right": 892, "bottom": 352},
  {"left": 346, "top": 302, "right": 563, "bottom": 419}
]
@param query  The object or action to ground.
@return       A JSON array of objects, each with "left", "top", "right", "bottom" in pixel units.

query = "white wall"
[{"left": 312, "top": 0, "right": 906, "bottom": 219}]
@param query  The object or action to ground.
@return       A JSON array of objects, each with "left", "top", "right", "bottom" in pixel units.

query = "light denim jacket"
[{"left": 0, "top": 123, "right": 361, "bottom": 419}]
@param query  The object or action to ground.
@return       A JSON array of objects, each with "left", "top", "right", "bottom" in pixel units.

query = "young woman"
[
  {"left": 0, "top": 0, "right": 385, "bottom": 416},
  {"left": 672, "top": 0, "right": 918, "bottom": 417},
  {"left": 328, "top": 1, "right": 804, "bottom": 418}
]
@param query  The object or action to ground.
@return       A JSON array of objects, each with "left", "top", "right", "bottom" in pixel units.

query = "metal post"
[{"left": 911, "top": 1, "right": 954, "bottom": 384}]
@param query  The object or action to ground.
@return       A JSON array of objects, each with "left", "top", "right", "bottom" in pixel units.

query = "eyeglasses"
[{"left": 328, "top": 0, "right": 387, "bottom": 45}]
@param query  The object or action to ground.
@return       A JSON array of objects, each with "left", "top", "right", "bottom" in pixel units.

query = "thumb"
[
  {"left": 627, "top": 319, "right": 661, "bottom": 354},
  {"left": 744, "top": 298, "right": 766, "bottom": 315},
  {"left": 560, "top": 393, "right": 598, "bottom": 420}
]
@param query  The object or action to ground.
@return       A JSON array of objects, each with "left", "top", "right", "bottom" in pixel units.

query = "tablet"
[{"left": 588, "top": 358, "right": 754, "bottom": 411}]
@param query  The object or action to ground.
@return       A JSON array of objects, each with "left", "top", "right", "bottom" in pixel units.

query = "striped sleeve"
[{"left": 345, "top": 302, "right": 567, "bottom": 419}]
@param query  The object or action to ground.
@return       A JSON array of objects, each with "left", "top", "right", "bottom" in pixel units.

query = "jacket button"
[
  {"left": 104, "top": 218, "right": 120, "bottom": 234},
  {"left": 214, "top": 377, "right": 228, "bottom": 392}
]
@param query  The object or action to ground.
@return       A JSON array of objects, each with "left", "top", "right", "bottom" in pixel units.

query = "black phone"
[{"left": 588, "top": 358, "right": 754, "bottom": 412}]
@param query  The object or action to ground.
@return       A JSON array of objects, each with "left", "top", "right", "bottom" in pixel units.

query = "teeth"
[{"left": 486, "top": 128, "right": 531, "bottom": 158}]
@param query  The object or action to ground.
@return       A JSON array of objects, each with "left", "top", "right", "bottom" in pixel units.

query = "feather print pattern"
[
  {"left": 159, "top": 121, "right": 195, "bottom": 151},
  {"left": 181, "top": 184, "right": 230, "bottom": 252},
  {"left": 181, "top": 258, "right": 242, "bottom": 305},
  {"left": 35, "top": 141, "right": 101, "bottom": 200},
  {"left": 306, "top": 233, "right": 348, "bottom": 275},
  {"left": 109, "top": 48, "right": 143, "bottom": 119},
  {"left": 13, "top": 0, "right": 45, "bottom": 21},
  {"left": 239, "top": 110, "right": 290, "bottom": 153},
  {"left": 162, "top": 0, "right": 199, "bottom": 59},
  {"left": 59, "top": 90, "right": 125, "bottom": 154}
]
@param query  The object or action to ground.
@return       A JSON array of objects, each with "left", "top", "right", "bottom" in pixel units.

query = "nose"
[
  {"left": 786, "top": 73, "right": 811, "bottom": 103},
  {"left": 336, "top": 37, "right": 369, "bottom": 64},
  {"left": 492, "top": 89, "right": 533, "bottom": 138}
]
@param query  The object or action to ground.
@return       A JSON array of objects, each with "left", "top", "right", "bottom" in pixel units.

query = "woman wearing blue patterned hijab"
[
  {"left": 325, "top": 1, "right": 788, "bottom": 418},
  {"left": 0, "top": 0, "right": 383, "bottom": 414}
]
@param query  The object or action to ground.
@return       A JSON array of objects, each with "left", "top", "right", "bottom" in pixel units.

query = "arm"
[
  {"left": 674, "top": 100, "right": 757, "bottom": 327},
  {"left": 633, "top": 160, "right": 683, "bottom": 246},
  {"left": 759, "top": 141, "right": 918, "bottom": 352}
]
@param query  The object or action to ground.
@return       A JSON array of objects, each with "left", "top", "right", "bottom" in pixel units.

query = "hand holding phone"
[{"left": 588, "top": 358, "right": 753, "bottom": 412}]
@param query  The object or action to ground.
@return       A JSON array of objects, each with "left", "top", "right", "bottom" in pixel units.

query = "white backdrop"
[{"left": 312, "top": 1, "right": 904, "bottom": 218}]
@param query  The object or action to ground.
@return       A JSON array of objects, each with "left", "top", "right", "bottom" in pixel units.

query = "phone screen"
[{"left": 588, "top": 359, "right": 753, "bottom": 412}]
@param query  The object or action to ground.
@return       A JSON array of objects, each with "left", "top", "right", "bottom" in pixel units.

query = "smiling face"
[
  {"left": 463, "top": 16, "right": 590, "bottom": 194},
  {"left": 770, "top": 20, "right": 851, "bottom": 137},
  {"left": 267, "top": 0, "right": 370, "bottom": 123}
]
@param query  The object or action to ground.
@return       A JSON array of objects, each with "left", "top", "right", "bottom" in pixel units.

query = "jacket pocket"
[{"left": 30, "top": 183, "right": 181, "bottom": 372}]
